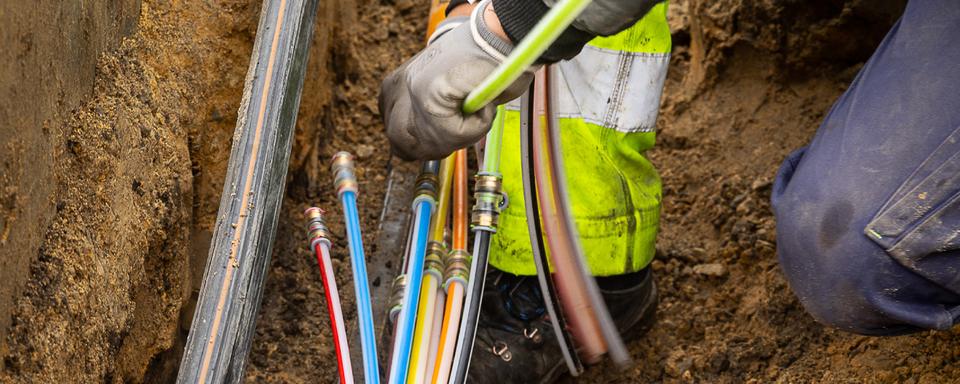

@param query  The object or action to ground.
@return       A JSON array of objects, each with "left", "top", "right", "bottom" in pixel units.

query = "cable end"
[
  {"left": 305, "top": 206, "right": 332, "bottom": 249},
  {"left": 331, "top": 152, "right": 359, "bottom": 197}
]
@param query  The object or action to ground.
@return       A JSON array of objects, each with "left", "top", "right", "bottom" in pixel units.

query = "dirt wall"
[
  {"left": 0, "top": 0, "right": 346, "bottom": 382},
  {"left": 0, "top": 0, "right": 140, "bottom": 365}
]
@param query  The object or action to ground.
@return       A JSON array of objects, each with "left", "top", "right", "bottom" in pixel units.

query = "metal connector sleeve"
[
  {"left": 443, "top": 249, "right": 472, "bottom": 289},
  {"left": 331, "top": 151, "right": 359, "bottom": 197},
  {"left": 471, "top": 172, "right": 503, "bottom": 231},
  {"left": 305, "top": 207, "right": 332, "bottom": 250},
  {"left": 388, "top": 274, "right": 407, "bottom": 323},
  {"left": 424, "top": 241, "right": 447, "bottom": 279}
]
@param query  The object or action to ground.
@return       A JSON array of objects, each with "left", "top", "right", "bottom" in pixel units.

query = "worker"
[
  {"left": 381, "top": 0, "right": 667, "bottom": 380},
  {"left": 379, "top": 0, "right": 959, "bottom": 381}
]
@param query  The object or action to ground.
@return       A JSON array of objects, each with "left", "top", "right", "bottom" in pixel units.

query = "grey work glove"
[{"left": 379, "top": 0, "right": 535, "bottom": 160}]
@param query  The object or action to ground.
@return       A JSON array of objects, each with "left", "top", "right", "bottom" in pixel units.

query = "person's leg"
[{"left": 772, "top": 0, "right": 960, "bottom": 335}]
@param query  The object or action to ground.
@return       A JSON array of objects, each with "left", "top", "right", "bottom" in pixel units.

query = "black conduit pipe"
[{"left": 177, "top": 0, "right": 318, "bottom": 382}]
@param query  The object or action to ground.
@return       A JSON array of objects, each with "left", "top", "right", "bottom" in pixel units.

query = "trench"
[{"left": 6, "top": 0, "right": 960, "bottom": 383}]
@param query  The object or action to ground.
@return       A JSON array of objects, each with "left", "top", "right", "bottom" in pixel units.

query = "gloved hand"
[{"left": 379, "top": 0, "right": 535, "bottom": 160}]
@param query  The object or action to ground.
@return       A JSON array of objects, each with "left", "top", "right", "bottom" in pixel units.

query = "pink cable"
[{"left": 531, "top": 70, "right": 607, "bottom": 362}]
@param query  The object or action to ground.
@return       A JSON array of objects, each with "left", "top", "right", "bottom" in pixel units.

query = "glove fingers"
[
  {"left": 384, "top": 90, "right": 422, "bottom": 161},
  {"left": 411, "top": 110, "right": 457, "bottom": 160},
  {"left": 379, "top": 60, "right": 408, "bottom": 120},
  {"left": 458, "top": 104, "right": 497, "bottom": 145},
  {"left": 413, "top": 102, "right": 496, "bottom": 158}
]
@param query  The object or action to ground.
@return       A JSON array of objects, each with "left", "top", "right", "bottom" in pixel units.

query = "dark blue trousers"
[{"left": 772, "top": 0, "right": 960, "bottom": 335}]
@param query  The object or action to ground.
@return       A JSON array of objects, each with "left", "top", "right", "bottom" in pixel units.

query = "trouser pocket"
[{"left": 865, "top": 125, "right": 960, "bottom": 290}]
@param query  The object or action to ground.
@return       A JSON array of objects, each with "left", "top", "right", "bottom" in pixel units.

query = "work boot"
[{"left": 466, "top": 267, "right": 658, "bottom": 383}]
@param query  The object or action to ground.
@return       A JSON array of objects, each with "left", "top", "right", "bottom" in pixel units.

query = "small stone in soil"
[
  {"left": 356, "top": 144, "right": 375, "bottom": 159},
  {"left": 692, "top": 263, "right": 728, "bottom": 277}
]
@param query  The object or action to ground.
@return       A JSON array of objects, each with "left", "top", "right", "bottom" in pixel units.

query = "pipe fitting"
[
  {"left": 414, "top": 160, "right": 440, "bottom": 200},
  {"left": 411, "top": 160, "right": 440, "bottom": 212},
  {"left": 331, "top": 151, "right": 359, "bottom": 197},
  {"left": 424, "top": 241, "right": 447, "bottom": 280},
  {"left": 443, "top": 249, "right": 472, "bottom": 289},
  {"left": 388, "top": 274, "right": 407, "bottom": 324},
  {"left": 471, "top": 172, "right": 503, "bottom": 231},
  {"left": 304, "top": 207, "right": 332, "bottom": 250}
]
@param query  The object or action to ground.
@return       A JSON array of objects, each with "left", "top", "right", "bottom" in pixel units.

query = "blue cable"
[
  {"left": 332, "top": 152, "right": 379, "bottom": 384},
  {"left": 342, "top": 190, "right": 380, "bottom": 384},
  {"left": 387, "top": 196, "right": 434, "bottom": 384}
]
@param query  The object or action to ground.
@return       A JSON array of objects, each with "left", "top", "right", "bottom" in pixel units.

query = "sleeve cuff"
[
  {"left": 471, "top": 0, "right": 513, "bottom": 58},
  {"left": 490, "top": 0, "right": 594, "bottom": 63}
]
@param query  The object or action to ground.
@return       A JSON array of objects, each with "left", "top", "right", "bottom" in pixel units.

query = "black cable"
[
  {"left": 449, "top": 228, "right": 492, "bottom": 383},
  {"left": 520, "top": 85, "right": 583, "bottom": 375}
]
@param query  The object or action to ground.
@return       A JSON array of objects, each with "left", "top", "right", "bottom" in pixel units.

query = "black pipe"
[
  {"left": 449, "top": 229, "right": 490, "bottom": 384},
  {"left": 177, "top": 0, "right": 318, "bottom": 382}
]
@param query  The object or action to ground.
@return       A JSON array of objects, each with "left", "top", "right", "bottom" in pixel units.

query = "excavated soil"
[
  {"left": 5, "top": 0, "right": 960, "bottom": 383},
  {"left": 1, "top": 1, "right": 262, "bottom": 382}
]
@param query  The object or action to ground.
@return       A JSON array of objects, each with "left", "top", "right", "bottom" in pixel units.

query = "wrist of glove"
[{"left": 380, "top": 0, "right": 536, "bottom": 160}]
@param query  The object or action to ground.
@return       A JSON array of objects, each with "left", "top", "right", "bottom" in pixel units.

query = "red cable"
[
  {"left": 313, "top": 244, "right": 350, "bottom": 384},
  {"left": 306, "top": 207, "right": 354, "bottom": 384}
]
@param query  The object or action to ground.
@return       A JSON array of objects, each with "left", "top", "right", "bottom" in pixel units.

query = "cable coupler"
[
  {"left": 412, "top": 160, "right": 440, "bottom": 207},
  {"left": 388, "top": 275, "right": 407, "bottom": 324},
  {"left": 332, "top": 151, "right": 359, "bottom": 197},
  {"left": 305, "top": 207, "right": 331, "bottom": 249},
  {"left": 470, "top": 172, "right": 503, "bottom": 232},
  {"left": 443, "top": 249, "right": 471, "bottom": 290},
  {"left": 425, "top": 240, "right": 447, "bottom": 280}
]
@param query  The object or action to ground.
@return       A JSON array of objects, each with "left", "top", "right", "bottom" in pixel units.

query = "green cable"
[
  {"left": 482, "top": 105, "right": 506, "bottom": 173},
  {"left": 462, "top": 0, "right": 593, "bottom": 114}
]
